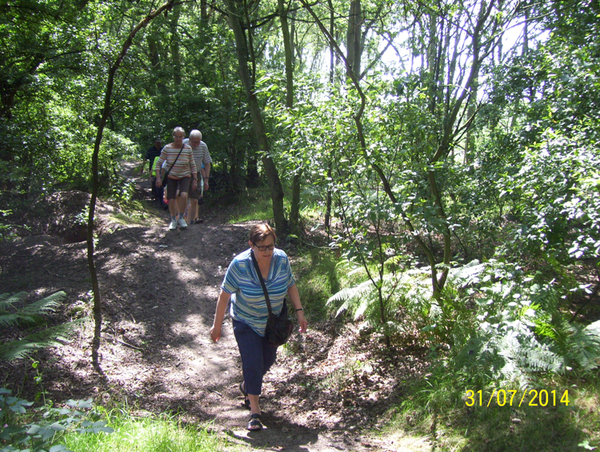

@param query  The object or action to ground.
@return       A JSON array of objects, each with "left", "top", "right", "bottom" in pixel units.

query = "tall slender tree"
[{"left": 225, "top": 0, "right": 287, "bottom": 232}]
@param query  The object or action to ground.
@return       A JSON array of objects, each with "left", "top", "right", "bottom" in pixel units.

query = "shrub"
[{"left": 0, "top": 389, "right": 112, "bottom": 452}]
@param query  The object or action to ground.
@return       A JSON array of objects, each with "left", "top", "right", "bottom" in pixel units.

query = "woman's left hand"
[{"left": 296, "top": 311, "right": 308, "bottom": 334}]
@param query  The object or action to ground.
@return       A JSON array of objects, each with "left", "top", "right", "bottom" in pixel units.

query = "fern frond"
[
  {"left": 0, "top": 313, "right": 35, "bottom": 328},
  {"left": 327, "top": 278, "right": 375, "bottom": 312},
  {"left": 353, "top": 293, "right": 373, "bottom": 320},
  {"left": 21, "top": 291, "right": 66, "bottom": 316},
  {"left": 0, "top": 291, "right": 66, "bottom": 328},
  {"left": 569, "top": 320, "right": 600, "bottom": 371},
  {"left": 517, "top": 343, "right": 564, "bottom": 374},
  {"left": 0, "top": 319, "right": 82, "bottom": 361},
  {"left": 496, "top": 329, "right": 565, "bottom": 377},
  {"left": 535, "top": 322, "right": 558, "bottom": 341},
  {"left": 0, "top": 292, "right": 28, "bottom": 313},
  {"left": 448, "top": 260, "right": 486, "bottom": 288}
]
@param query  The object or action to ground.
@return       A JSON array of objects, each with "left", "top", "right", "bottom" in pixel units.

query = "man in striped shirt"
[
  {"left": 155, "top": 127, "right": 198, "bottom": 230},
  {"left": 184, "top": 129, "right": 211, "bottom": 225}
]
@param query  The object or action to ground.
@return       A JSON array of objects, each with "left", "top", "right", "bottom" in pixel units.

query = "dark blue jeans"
[{"left": 233, "top": 319, "right": 278, "bottom": 396}]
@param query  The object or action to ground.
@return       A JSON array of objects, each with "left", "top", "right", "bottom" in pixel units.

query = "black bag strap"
[
  {"left": 250, "top": 250, "right": 273, "bottom": 314},
  {"left": 163, "top": 143, "right": 185, "bottom": 181}
]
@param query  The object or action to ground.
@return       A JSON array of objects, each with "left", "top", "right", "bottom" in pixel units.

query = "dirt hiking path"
[{"left": 0, "top": 164, "right": 425, "bottom": 451}]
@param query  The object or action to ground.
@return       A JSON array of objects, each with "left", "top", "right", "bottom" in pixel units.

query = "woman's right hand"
[
  {"left": 210, "top": 324, "right": 221, "bottom": 343},
  {"left": 211, "top": 290, "right": 230, "bottom": 343}
]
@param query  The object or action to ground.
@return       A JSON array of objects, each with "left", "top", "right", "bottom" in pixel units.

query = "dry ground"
[{"left": 0, "top": 165, "right": 431, "bottom": 451}]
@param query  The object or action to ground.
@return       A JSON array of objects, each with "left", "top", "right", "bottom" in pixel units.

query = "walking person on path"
[
  {"left": 145, "top": 137, "right": 166, "bottom": 208},
  {"left": 210, "top": 223, "right": 308, "bottom": 431},
  {"left": 183, "top": 129, "right": 211, "bottom": 225},
  {"left": 155, "top": 127, "right": 197, "bottom": 230}
]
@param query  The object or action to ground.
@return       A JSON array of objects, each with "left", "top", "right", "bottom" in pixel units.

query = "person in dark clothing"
[
  {"left": 145, "top": 137, "right": 166, "bottom": 208},
  {"left": 146, "top": 138, "right": 162, "bottom": 173}
]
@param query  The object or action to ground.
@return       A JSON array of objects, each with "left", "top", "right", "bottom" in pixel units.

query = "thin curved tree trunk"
[{"left": 88, "top": 0, "right": 176, "bottom": 373}]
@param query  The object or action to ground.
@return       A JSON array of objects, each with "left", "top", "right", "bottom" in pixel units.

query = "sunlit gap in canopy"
[
  {"left": 370, "top": 14, "right": 550, "bottom": 102},
  {"left": 272, "top": 12, "right": 549, "bottom": 108}
]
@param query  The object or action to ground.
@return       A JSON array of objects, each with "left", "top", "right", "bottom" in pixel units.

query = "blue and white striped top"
[{"left": 221, "top": 248, "right": 296, "bottom": 336}]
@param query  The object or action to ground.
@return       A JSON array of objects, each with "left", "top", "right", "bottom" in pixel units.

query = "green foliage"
[
  {"left": 330, "top": 255, "right": 600, "bottom": 386},
  {"left": 225, "top": 186, "right": 276, "bottom": 223},
  {"left": 0, "top": 292, "right": 64, "bottom": 328},
  {"left": 0, "top": 389, "right": 113, "bottom": 452},
  {"left": 1, "top": 105, "right": 137, "bottom": 201},
  {"left": 292, "top": 247, "right": 341, "bottom": 320},
  {"left": 0, "top": 209, "right": 14, "bottom": 241},
  {"left": 62, "top": 409, "right": 225, "bottom": 452},
  {"left": 482, "top": 7, "right": 600, "bottom": 266},
  {"left": 0, "top": 291, "right": 80, "bottom": 362},
  {"left": 327, "top": 258, "right": 431, "bottom": 338},
  {"left": 562, "top": 320, "right": 600, "bottom": 372},
  {"left": 444, "top": 261, "right": 600, "bottom": 387}
]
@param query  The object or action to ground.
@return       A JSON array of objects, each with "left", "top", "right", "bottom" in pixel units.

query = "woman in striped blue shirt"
[{"left": 210, "top": 224, "right": 308, "bottom": 431}]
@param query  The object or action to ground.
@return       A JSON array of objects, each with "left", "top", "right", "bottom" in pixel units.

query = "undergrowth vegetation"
[
  {"left": 0, "top": 389, "right": 113, "bottom": 452},
  {"left": 325, "top": 248, "right": 600, "bottom": 449},
  {"left": 0, "top": 291, "right": 77, "bottom": 362}
]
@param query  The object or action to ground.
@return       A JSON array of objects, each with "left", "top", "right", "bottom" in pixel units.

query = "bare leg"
[
  {"left": 168, "top": 198, "right": 178, "bottom": 218},
  {"left": 178, "top": 193, "right": 188, "bottom": 218},
  {"left": 248, "top": 394, "right": 260, "bottom": 415},
  {"left": 187, "top": 198, "right": 198, "bottom": 224}
]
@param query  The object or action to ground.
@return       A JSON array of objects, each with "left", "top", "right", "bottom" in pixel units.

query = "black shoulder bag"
[
  {"left": 161, "top": 143, "right": 185, "bottom": 185},
  {"left": 251, "top": 250, "right": 294, "bottom": 346}
]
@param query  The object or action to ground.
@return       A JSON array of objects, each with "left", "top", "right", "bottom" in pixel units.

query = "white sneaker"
[
  {"left": 169, "top": 219, "right": 177, "bottom": 230},
  {"left": 178, "top": 217, "right": 188, "bottom": 229}
]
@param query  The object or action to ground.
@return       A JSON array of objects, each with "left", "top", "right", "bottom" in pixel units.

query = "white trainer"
[
  {"left": 169, "top": 219, "right": 177, "bottom": 230},
  {"left": 178, "top": 217, "right": 188, "bottom": 229}
]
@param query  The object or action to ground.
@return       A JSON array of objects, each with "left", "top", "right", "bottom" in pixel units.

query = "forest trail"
[{"left": 0, "top": 163, "right": 419, "bottom": 451}]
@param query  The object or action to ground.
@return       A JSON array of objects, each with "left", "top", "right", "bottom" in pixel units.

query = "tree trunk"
[
  {"left": 346, "top": 0, "right": 362, "bottom": 77},
  {"left": 147, "top": 35, "right": 169, "bottom": 97},
  {"left": 201, "top": 0, "right": 208, "bottom": 22},
  {"left": 328, "top": 0, "right": 335, "bottom": 84},
  {"left": 280, "top": 0, "right": 301, "bottom": 233},
  {"left": 324, "top": 158, "right": 333, "bottom": 234},
  {"left": 226, "top": 0, "right": 287, "bottom": 233},
  {"left": 170, "top": 3, "right": 182, "bottom": 85}
]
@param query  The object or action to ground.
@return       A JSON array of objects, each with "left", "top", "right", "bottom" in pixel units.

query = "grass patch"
[
  {"left": 63, "top": 409, "right": 234, "bottom": 452},
  {"left": 198, "top": 184, "right": 273, "bottom": 224},
  {"left": 292, "top": 246, "right": 341, "bottom": 320},
  {"left": 210, "top": 184, "right": 296, "bottom": 225}
]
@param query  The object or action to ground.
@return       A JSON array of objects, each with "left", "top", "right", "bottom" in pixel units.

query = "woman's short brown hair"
[{"left": 249, "top": 223, "right": 276, "bottom": 244}]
